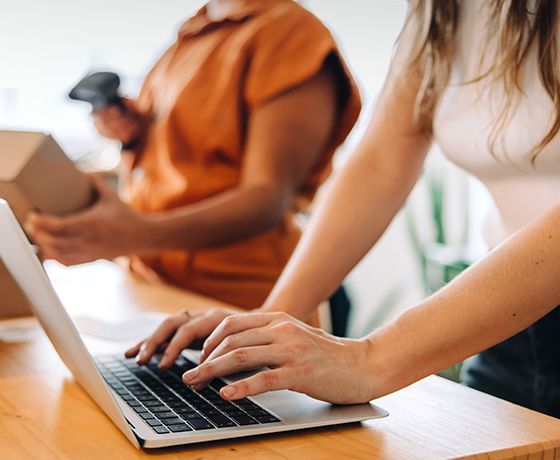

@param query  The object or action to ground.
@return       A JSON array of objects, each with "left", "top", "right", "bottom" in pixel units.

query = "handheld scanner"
[{"left": 68, "top": 71, "right": 124, "bottom": 111}]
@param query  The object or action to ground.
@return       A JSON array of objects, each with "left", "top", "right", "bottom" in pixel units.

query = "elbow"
[{"left": 248, "top": 183, "right": 291, "bottom": 232}]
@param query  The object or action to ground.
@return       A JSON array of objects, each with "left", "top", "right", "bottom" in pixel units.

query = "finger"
[
  {"left": 203, "top": 327, "right": 273, "bottom": 364},
  {"left": 158, "top": 315, "right": 216, "bottom": 369},
  {"left": 31, "top": 233, "right": 86, "bottom": 263},
  {"left": 101, "top": 117, "right": 137, "bottom": 138},
  {"left": 97, "top": 105, "right": 121, "bottom": 120},
  {"left": 125, "top": 340, "right": 143, "bottom": 358},
  {"left": 25, "top": 213, "right": 78, "bottom": 238},
  {"left": 125, "top": 338, "right": 169, "bottom": 359},
  {"left": 136, "top": 315, "right": 190, "bottom": 365},
  {"left": 201, "top": 313, "right": 282, "bottom": 362},
  {"left": 183, "top": 345, "right": 284, "bottom": 387},
  {"left": 219, "top": 369, "right": 290, "bottom": 400},
  {"left": 121, "top": 98, "right": 138, "bottom": 113}
]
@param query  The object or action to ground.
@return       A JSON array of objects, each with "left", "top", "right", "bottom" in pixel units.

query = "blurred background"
[{"left": 0, "top": 0, "right": 493, "bottom": 343}]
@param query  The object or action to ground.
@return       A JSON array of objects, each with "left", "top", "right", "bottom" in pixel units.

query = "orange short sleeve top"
[{"left": 124, "top": 0, "right": 361, "bottom": 309}]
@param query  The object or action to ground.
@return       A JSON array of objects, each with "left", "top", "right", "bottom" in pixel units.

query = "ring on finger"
[{"left": 178, "top": 308, "right": 192, "bottom": 322}]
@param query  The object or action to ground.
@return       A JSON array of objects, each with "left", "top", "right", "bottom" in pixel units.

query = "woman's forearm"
[
  {"left": 367, "top": 200, "right": 560, "bottom": 398},
  {"left": 261, "top": 139, "right": 428, "bottom": 319},
  {"left": 259, "top": 61, "right": 432, "bottom": 320},
  {"left": 140, "top": 183, "right": 287, "bottom": 252}
]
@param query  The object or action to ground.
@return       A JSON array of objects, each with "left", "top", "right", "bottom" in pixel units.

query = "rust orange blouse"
[{"left": 124, "top": 0, "right": 361, "bottom": 309}]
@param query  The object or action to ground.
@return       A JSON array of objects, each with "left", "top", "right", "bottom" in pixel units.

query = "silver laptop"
[{"left": 0, "top": 199, "right": 387, "bottom": 449}]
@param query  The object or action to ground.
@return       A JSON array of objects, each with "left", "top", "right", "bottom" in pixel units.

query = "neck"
[{"left": 206, "top": 0, "right": 238, "bottom": 21}]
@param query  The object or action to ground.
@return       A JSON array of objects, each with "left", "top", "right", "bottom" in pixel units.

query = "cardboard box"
[{"left": 0, "top": 130, "right": 94, "bottom": 317}]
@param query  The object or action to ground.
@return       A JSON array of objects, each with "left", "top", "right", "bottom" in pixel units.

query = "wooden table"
[{"left": 1, "top": 261, "right": 560, "bottom": 459}]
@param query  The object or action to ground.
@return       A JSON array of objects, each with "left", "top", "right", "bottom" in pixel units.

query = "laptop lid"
[{"left": 0, "top": 199, "right": 140, "bottom": 448}]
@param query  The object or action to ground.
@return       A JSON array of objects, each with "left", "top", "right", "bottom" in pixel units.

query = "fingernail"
[
  {"left": 222, "top": 386, "right": 236, "bottom": 398},
  {"left": 183, "top": 368, "right": 198, "bottom": 382},
  {"left": 136, "top": 351, "right": 146, "bottom": 363}
]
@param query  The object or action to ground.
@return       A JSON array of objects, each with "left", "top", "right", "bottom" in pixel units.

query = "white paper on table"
[
  {"left": 72, "top": 312, "right": 167, "bottom": 342},
  {"left": 0, "top": 317, "right": 42, "bottom": 343}
]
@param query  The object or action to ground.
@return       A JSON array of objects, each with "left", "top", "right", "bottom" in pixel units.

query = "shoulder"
[{"left": 249, "top": 1, "right": 333, "bottom": 44}]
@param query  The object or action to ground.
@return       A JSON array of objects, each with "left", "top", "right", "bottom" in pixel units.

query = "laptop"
[{"left": 0, "top": 199, "right": 387, "bottom": 449}]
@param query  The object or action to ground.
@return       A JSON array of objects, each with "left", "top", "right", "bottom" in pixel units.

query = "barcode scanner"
[{"left": 68, "top": 71, "right": 125, "bottom": 111}]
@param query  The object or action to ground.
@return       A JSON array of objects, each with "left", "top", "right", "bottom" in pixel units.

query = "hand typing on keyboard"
[
  {"left": 125, "top": 306, "right": 241, "bottom": 369},
  {"left": 181, "top": 312, "right": 376, "bottom": 405},
  {"left": 98, "top": 354, "right": 280, "bottom": 434}
]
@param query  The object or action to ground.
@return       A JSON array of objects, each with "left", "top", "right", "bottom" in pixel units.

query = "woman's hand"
[
  {"left": 25, "top": 175, "right": 151, "bottom": 265},
  {"left": 125, "top": 307, "right": 242, "bottom": 368},
  {"left": 183, "top": 312, "right": 375, "bottom": 405},
  {"left": 92, "top": 99, "right": 146, "bottom": 145}
]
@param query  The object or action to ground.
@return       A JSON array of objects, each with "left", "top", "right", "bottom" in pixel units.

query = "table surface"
[{"left": 1, "top": 260, "right": 560, "bottom": 460}]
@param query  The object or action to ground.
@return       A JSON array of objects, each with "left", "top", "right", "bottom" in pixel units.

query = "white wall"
[{"left": 0, "top": 1, "right": 487, "bottom": 336}]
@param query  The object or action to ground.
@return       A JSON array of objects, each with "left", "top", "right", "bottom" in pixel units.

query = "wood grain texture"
[{"left": 1, "top": 260, "right": 560, "bottom": 460}]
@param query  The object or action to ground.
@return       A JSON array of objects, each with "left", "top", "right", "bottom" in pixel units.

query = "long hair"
[{"left": 402, "top": 0, "right": 559, "bottom": 162}]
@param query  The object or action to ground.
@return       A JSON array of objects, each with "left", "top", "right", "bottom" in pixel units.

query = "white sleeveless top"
[{"left": 432, "top": 0, "right": 560, "bottom": 248}]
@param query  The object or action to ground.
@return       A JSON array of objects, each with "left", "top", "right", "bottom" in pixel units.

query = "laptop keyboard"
[{"left": 96, "top": 355, "right": 280, "bottom": 434}]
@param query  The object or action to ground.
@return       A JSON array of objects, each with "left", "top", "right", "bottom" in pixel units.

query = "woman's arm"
[
  {"left": 143, "top": 64, "right": 340, "bottom": 251},
  {"left": 366, "top": 200, "right": 560, "bottom": 396},
  {"left": 261, "top": 69, "right": 432, "bottom": 318},
  {"left": 26, "top": 64, "right": 338, "bottom": 264},
  {"left": 183, "top": 198, "right": 560, "bottom": 403}
]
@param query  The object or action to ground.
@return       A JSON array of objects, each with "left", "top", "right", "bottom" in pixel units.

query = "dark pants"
[{"left": 461, "top": 306, "right": 560, "bottom": 418}]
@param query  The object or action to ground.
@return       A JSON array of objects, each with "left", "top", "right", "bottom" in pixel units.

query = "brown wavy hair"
[{"left": 403, "top": 0, "right": 559, "bottom": 162}]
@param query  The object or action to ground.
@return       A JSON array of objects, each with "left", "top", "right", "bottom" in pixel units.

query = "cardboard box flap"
[{"left": 0, "top": 131, "right": 46, "bottom": 182}]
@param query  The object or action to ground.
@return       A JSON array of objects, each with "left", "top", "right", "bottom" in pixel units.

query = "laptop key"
[
  {"left": 191, "top": 401, "right": 213, "bottom": 410},
  {"left": 245, "top": 409, "right": 271, "bottom": 417},
  {"left": 148, "top": 405, "right": 169, "bottom": 413},
  {"left": 146, "top": 419, "right": 162, "bottom": 427},
  {"left": 231, "top": 415, "right": 258, "bottom": 426},
  {"left": 187, "top": 418, "right": 214, "bottom": 430},
  {"left": 222, "top": 409, "right": 246, "bottom": 417},
  {"left": 153, "top": 411, "right": 176, "bottom": 419},
  {"left": 179, "top": 412, "right": 203, "bottom": 420},
  {"left": 214, "top": 401, "right": 235, "bottom": 409},
  {"left": 207, "top": 415, "right": 236, "bottom": 428},
  {"left": 139, "top": 412, "right": 155, "bottom": 420},
  {"left": 143, "top": 401, "right": 163, "bottom": 408},
  {"left": 209, "top": 378, "right": 227, "bottom": 390},
  {"left": 153, "top": 426, "right": 169, "bottom": 434},
  {"left": 174, "top": 407, "right": 197, "bottom": 414},
  {"left": 160, "top": 417, "right": 184, "bottom": 426},
  {"left": 168, "top": 423, "right": 193, "bottom": 433},
  {"left": 254, "top": 415, "right": 280, "bottom": 423},
  {"left": 167, "top": 400, "right": 188, "bottom": 408}
]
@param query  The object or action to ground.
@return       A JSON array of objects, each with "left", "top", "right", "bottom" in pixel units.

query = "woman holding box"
[{"left": 27, "top": 0, "right": 360, "bottom": 319}]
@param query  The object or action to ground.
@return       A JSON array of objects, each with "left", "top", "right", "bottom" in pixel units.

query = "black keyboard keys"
[
  {"left": 231, "top": 415, "right": 259, "bottom": 426},
  {"left": 168, "top": 423, "right": 192, "bottom": 433},
  {"left": 153, "top": 426, "right": 169, "bottom": 434},
  {"left": 97, "top": 355, "right": 282, "bottom": 434},
  {"left": 207, "top": 414, "right": 236, "bottom": 428},
  {"left": 187, "top": 418, "right": 214, "bottom": 430}
]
